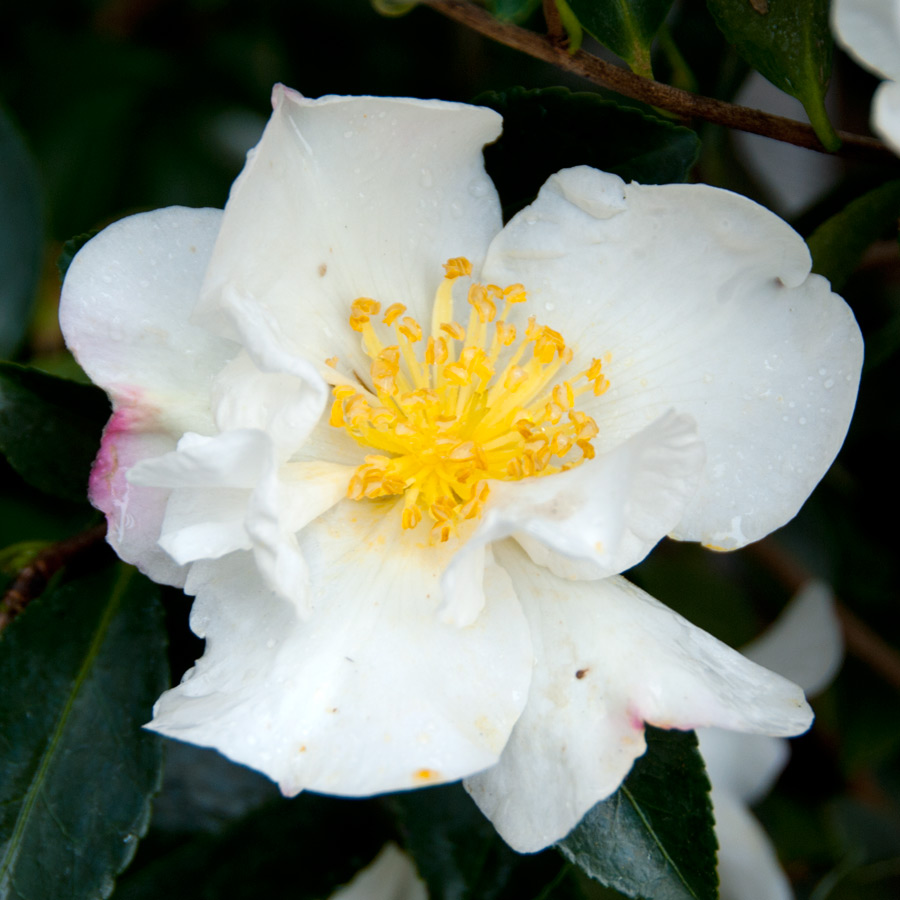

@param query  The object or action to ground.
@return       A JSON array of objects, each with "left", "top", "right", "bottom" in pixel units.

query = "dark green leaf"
[
  {"left": 113, "top": 795, "right": 393, "bottom": 900},
  {"left": 0, "top": 107, "right": 43, "bottom": 360},
  {"left": 558, "top": 728, "right": 718, "bottom": 900},
  {"left": 807, "top": 180, "right": 900, "bottom": 291},
  {"left": 0, "top": 362, "right": 109, "bottom": 502},
  {"left": 477, "top": 87, "right": 700, "bottom": 217},
  {"left": 58, "top": 231, "right": 100, "bottom": 282},
  {"left": 706, "top": 0, "right": 839, "bottom": 150},
  {"left": 486, "top": 0, "right": 542, "bottom": 21},
  {"left": 0, "top": 563, "right": 167, "bottom": 900},
  {"left": 565, "top": 0, "right": 674, "bottom": 76},
  {"left": 389, "top": 783, "right": 582, "bottom": 900}
]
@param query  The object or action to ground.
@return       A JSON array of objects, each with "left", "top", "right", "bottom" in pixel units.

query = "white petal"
[
  {"left": 89, "top": 420, "right": 187, "bottom": 587},
  {"left": 464, "top": 542, "right": 812, "bottom": 853},
  {"left": 196, "top": 88, "right": 503, "bottom": 372},
  {"left": 130, "top": 428, "right": 313, "bottom": 612},
  {"left": 147, "top": 501, "right": 533, "bottom": 797},
  {"left": 329, "top": 844, "right": 427, "bottom": 900},
  {"left": 442, "top": 412, "right": 703, "bottom": 612},
  {"left": 711, "top": 789, "right": 794, "bottom": 900},
  {"left": 212, "top": 350, "right": 328, "bottom": 461},
  {"left": 873, "top": 79, "right": 900, "bottom": 155},
  {"left": 832, "top": 0, "right": 900, "bottom": 81},
  {"left": 697, "top": 728, "right": 789, "bottom": 805},
  {"left": 59, "top": 206, "right": 233, "bottom": 434},
  {"left": 743, "top": 580, "right": 843, "bottom": 696},
  {"left": 481, "top": 167, "right": 863, "bottom": 549},
  {"left": 129, "top": 430, "right": 268, "bottom": 490}
]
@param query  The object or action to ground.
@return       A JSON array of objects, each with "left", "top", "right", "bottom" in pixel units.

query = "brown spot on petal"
[
  {"left": 318, "top": 263, "right": 327, "bottom": 277},
  {"left": 575, "top": 668, "right": 589, "bottom": 680}
]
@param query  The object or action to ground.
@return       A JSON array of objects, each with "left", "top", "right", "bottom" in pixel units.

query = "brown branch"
[
  {"left": 0, "top": 523, "right": 108, "bottom": 633},
  {"left": 421, "top": 0, "right": 896, "bottom": 165},
  {"left": 750, "top": 539, "right": 900, "bottom": 695}
]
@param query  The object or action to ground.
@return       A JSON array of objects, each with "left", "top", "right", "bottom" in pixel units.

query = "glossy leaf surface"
[
  {"left": 558, "top": 728, "right": 717, "bottom": 900},
  {"left": 0, "top": 563, "right": 167, "bottom": 900}
]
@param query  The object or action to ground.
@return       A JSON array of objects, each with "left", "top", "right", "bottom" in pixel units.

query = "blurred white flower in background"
[
  {"left": 832, "top": 0, "right": 900, "bottom": 153},
  {"left": 699, "top": 581, "right": 843, "bottom": 900}
]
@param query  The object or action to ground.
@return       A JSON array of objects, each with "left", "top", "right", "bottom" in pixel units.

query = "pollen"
[{"left": 328, "top": 258, "right": 608, "bottom": 542}]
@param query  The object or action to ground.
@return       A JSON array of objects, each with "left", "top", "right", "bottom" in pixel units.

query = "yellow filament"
[{"left": 329, "top": 258, "right": 608, "bottom": 541}]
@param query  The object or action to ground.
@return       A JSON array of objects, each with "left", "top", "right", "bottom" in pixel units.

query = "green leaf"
[
  {"left": 113, "top": 795, "right": 393, "bottom": 900},
  {"left": 0, "top": 362, "right": 109, "bottom": 502},
  {"left": 58, "top": 230, "right": 100, "bottom": 282},
  {"left": 807, "top": 180, "right": 900, "bottom": 291},
  {"left": 389, "top": 783, "right": 582, "bottom": 900},
  {"left": 0, "top": 563, "right": 167, "bottom": 900},
  {"left": 706, "top": 0, "right": 840, "bottom": 150},
  {"left": 486, "top": 0, "right": 542, "bottom": 21},
  {"left": 0, "top": 107, "right": 43, "bottom": 360},
  {"left": 476, "top": 87, "right": 700, "bottom": 217},
  {"left": 564, "top": 0, "right": 674, "bottom": 77},
  {"left": 557, "top": 728, "right": 718, "bottom": 900}
]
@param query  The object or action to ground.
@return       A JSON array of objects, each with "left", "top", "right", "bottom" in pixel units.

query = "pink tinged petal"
[
  {"left": 147, "top": 502, "right": 533, "bottom": 797},
  {"left": 742, "top": 580, "right": 843, "bottom": 696},
  {"left": 59, "top": 206, "right": 234, "bottom": 435},
  {"left": 441, "top": 413, "right": 704, "bottom": 621},
  {"left": 90, "top": 415, "right": 187, "bottom": 588},
  {"left": 195, "top": 90, "right": 503, "bottom": 368},
  {"left": 711, "top": 790, "right": 794, "bottom": 900},
  {"left": 465, "top": 542, "right": 812, "bottom": 853},
  {"left": 481, "top": 167, "right": 863, "bottom": 550},
  {"left": 330, "top": 844, "right": 427, "bottom": 900}
]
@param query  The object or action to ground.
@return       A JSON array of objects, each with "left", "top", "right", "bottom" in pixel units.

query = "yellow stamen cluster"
[{"left": 328, "top": 257, "right": 609, "bottom": 543}]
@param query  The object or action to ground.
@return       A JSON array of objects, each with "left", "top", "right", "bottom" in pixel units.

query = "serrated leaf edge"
[
  {"left": 620, "top": 784, "right": 703, "bottom": 900},
  {"left": 0, "top": 565, "right": 136, "bottom": 897}
]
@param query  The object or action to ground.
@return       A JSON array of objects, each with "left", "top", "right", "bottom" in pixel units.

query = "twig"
[
  {"left": 0, "top": 523, "right": 108, "bottom": 633},
  {"left": 750, "top": 539, "right": 900, "bottom": 694},
  {"left": 541, "top": 0, "right": 566, "bottom": 48},
  {"left": 421, "top": 0, "right": 896, "bottom": 165}
]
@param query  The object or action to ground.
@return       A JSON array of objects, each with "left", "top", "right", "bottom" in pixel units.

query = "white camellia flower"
[
  {"left": 59, "top": 86, "right": 862, "bottom": 853},
  {"left": 699, "top": 581, "right": 843, "bottom": 900},
  {"left": 832, "top": 0, "right": 900, "bottom": 153}
]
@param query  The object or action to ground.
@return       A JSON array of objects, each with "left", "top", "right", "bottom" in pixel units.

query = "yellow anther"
[
  {"left": 440, "top": 321, "right": 466, "bottom": 341},
  {"left": 467, "top": 284, "right": 497, "bottom": 323},
  {"left": 444, "top": 363, "right": 470, "bottom": 386},
  {"left": 495, "top": 321, "right": 516, "bottom": 346},
  {"left": 352, "top": 297, "right": 381, "bottom": 316},
  {"left": 504, "top": 284, "right": 527, "bottom": 303},
  {"left": 503, "top": 366, "right": 529, "bottom": 391},
  {"left": 325, "top": 356, "right": 338, "bottom": 368},
  {"left": 371, "top": 346, "right": 401, "bottom": 394},
  {"left": 402, "top": 504, "right": 422, "bottom": 530},
  {"left": 329, "top": 399, "right": 345, "bottom": 428},
  {"left": 383, "top": 303, "right": 406, "bottom": 326},
  {"left": 399, "top": 316, "right": 423, "bottom": 342},
  {"left": 329, "top": 260, "right": 609, "bottom": 540},
  {"left": 443, "top": 257, "right": 472, "bottom": 279}
]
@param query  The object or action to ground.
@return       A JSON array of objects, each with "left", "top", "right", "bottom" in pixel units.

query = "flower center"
[{"left": 328, "top": 258, "right": 609, "bottom": 543}]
